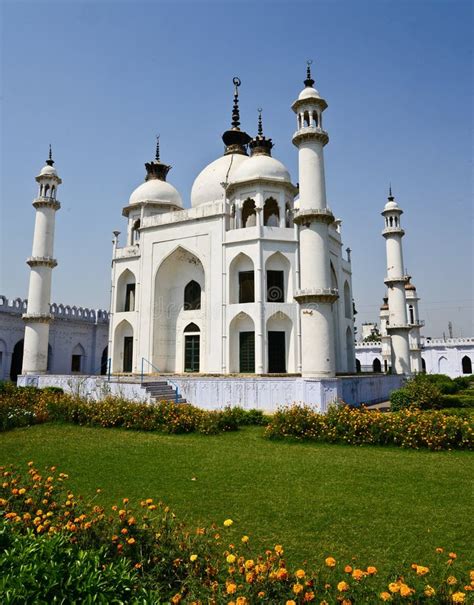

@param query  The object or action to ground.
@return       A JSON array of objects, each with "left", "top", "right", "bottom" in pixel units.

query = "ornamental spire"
[
  {"left": 257, "top": 108, "right": 263, "bottom": 137},
  {"left": 155, "top": 135, "right": 160, "bottom": 162},
  {"left": 304, "top": 59, "right": 315, "bottom": 88},
  {"left": 46, "top": 144, "right": 54, "bottom": 166},
  {"left": 249, "top": 107, "right": 273, "bottom": 157},
  {"left": 222, "top": 76, "right": 251, "bottom": 156},
  {"left": 144, "top": 135, "right": 170, "bottom": 182},
  {"left": 388, "top": 183, "right": 394, "bottom": 201}
]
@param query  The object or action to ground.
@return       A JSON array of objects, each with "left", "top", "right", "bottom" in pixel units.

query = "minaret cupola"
[
  {"left": 36, "top": 145, "right": 62, "bottom": 199},
  {"left": 222, "top": 77, "right": 251, "bottom": 156}
]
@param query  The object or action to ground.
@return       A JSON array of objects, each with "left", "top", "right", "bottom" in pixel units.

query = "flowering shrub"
[
  {"left": 1, "top": 463, "right": 472, "bottom": 604},
  {"left": 264, "top": 405, "right": 473, "bottom": 450},
  {"left": 0, "top": 385, "right": 261, "bottom": 435}
]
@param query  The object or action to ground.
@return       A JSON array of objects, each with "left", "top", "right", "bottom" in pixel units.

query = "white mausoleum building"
[{"left": 109, "top": 68, "right": 356, "bottom": 378}]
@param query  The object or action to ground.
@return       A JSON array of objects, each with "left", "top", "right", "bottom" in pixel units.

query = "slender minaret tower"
[
  {"left": 405, "top": 278, "right": 423, "bottom": 372},
  {"left": 379, "top": 295, "right": 391, "bottom": 372},
  {"left": 292, "top": 62, "right": 338, "bottom": 377},
  {"left": 381, "top": 188, "right": 411, "bottom": 375},
  {"left": 22, "top": 147, "right": 61, "bottom": 375}
]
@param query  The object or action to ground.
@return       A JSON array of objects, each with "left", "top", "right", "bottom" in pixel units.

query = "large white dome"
[
  {"left": 232, "top": 154, "right": 290, "bottom": 183},
  {"left": 191, "top": 153, "right": 249, "bottom": 207},
  {"left": 129, "top": 179, "right": 182, "bottom": 207}
]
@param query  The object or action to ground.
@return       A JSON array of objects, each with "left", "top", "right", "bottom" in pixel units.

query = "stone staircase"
[{"left": 141, "top": 380, "right": 187, "bottom": 404}]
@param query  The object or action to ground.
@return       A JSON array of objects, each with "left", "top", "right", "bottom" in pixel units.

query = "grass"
[{"left": 1, "top": 424, "right": 473, "bottom": 570}]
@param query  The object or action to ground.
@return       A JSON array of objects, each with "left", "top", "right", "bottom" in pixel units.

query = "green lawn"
[{"left": 1, "top": 424, "right": 473, "bottom": 570}]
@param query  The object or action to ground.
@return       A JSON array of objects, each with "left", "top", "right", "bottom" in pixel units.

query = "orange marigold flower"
[
  {"left": 296, "top": 569, "right": 306, "bottom": 579},
  {"left": 449, "top": 552, "right": 457, "bottom": 560},
  {"left": 367, "top": 566, "right": 377, "bottom": 575},
  {"left": 286, "top": 601, "right": 296, "bottom": 605},
  {"left": 127, "top": 537, "right": 135, "bottom": 545},
  {"left": 276, "top": 568, "right": 288, "bottom": 580},
  {"left": 341, "top": 600, "right": 352, "bottom": 605},
  {"left": 170, "top": 594, "right": 181, "bottom": 604},
  {"left": 275, "top": 544, "right": 284, "bottom": 555},
  {"left": 344, "top": 565, "right": 353, "bottom": 573},
  {"left": 134, "top": 563, "right": 142, "bottom": 569},
  {"left": 120, "top": 527, "right": 128, "bottom": 535},
  {"left": 122, "top": 498, "right": 129, "bottom": 504},
  {"left": 244, "top": 559, "right": 254, "bottom": 570},
  {"left": 447, "top": 576, "right": 458, "bottom": 585},
  {"left": 452, "top": 593, "right": 465, "bottom": 604},
  {"left": 388, "top": 582, "right": 400, "bottom": 593},
  {"left": 399, "top": 584, "right": 414, "bottom": 597},
  {"left": 245, "top": 572, "right": 254, "bottom": 583},
  {"left": 293, "top": 583, "right": 303, "bottom": 595},
  {"left": 424, "top": 586, "right": 436, "bottom": 597},
  {"left": 436, "top": 547, "right": 444, "bottom": 553},
  {"left": 325, "top": 557, "right": 336, "bottom": 567},
  {"left": 236, "top": 598, "right": 247, "bottom": 605},
  {"left": 226, "top": 582, "right": 237, "bottom": 594},
  {"left": 257, "top": 592, "right": 265, "bottom": 599},
  {"left": 148, "top": 504, "right": 157, "bottom": 510},
  {"left": 338, "top": 581, "right": 349, "bottom": 592},
  {"left": 352, "top": 569, "right": 365, "bottom": 581},
  {"left": 380, "top": 592, "right": 392, "bottom": 602},
  {"left": 303, "top": 592, "right": 315, "bottom": 602},
  {"left": 241, "top": 535, "right": 249, "bottom": 543},
  {"left": 127, "top": 516, "right": 136, "bottom": 526}
]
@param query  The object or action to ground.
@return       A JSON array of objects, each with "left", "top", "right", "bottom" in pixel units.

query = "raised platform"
[{"left": 18, "top": 374, "right": 404, "bottom": 413}]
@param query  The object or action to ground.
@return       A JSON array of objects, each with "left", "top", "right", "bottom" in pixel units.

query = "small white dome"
[
  {"left": 384, "top": 200, "right": 399, "bottom": 211},
  {"left": 129, "top": 179, "right": 182, "bottom": 207},
  {"left": 298, "top": 86, "right": 321, "bottom": 101},
  {"left": 39, "top": 164, "right": 58, "bottom": 176},
  {"left": 191, "top": 154, "right": 249, "bottom": 207},
  {"left": 232, "top": 154, "right": 290, "bottom": 183}
]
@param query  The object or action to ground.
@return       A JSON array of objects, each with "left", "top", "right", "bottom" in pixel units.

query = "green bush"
[
  {"left": 422, "top": 374, "right": 458, "bottom": 394},
  {"left": 41, "top": 386, "right": 64, "bottom": 394},
  {"left": 0, "top": 521, "right": 145, "bottom": 603},
  {"left": 403, "top": 373, "right": 442, "bottom": 409},
  {"left": 389, "top": 387, "right": 411, "bottom": 411},
  {"left": 439, "top": 393, "right": 474, "bottom": 408}
]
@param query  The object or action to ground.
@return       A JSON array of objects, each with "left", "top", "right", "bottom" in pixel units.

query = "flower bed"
[
  {"left": 1, "top": 462, "right": 472, "bottom": 604},
  {"left": 264, "top": 405, "right": 473, "bottom": 451},
  {"left": 0, "top": 383, "right": 266, "bottom": 435}
]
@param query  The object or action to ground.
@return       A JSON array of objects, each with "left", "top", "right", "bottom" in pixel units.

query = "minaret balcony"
[
  {"left": 382, "top": 226, "right": 405, "bottom": 237},
  {"left": 33, "top": 198, "right": 61, "bottom": 211},
  {"left": 293, "top": 207, "right": 334, "bottom": 226},
  {"left": 26, "top": 256, "right": 58, "bottom": 268},
  {"left": 409, "top": 319, "right": 425, "bottom": 328},
  {"left": 292, "top": 127, "right": 329, "bottom": 147},
  {"left": 384, "top": 275, "right": 410, "bottom": 286},
  {"left": 386, "top": 323, "right": 412, "bottom": 331},
  {"left": 294, "top": 287, "right": 338, "bottom": 304},
  {"left": 113, "top": 245, "right": 141, "bottom": 260}
]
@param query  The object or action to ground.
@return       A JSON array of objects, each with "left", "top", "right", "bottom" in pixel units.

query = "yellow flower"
[
  {"left": 447, "top": 576, "right": 458, "bottom": 585},
  {"left": 245, "top": 572, "right": 254, "bottom": 583},
  {"left": 190, "top": 554, "right": 198, "bottom": 562},
  {"left": 223, "top": 519, "right": 233, "bottom": 527},
  {"left": 18, "top": 488, "right": 26, "bottom": 495},
  {"left": 296, "top": 569, "right": 306, "bottom": 579},
  {"left": 226, "top": 554, "right": 236, "bottom": 564},
  {"left": 325, "top": 556, "right": 336, "bottom": 567},
  {"left": 293, "top": 583, "right": 303, "bottom": 595},
  {"left": 416, "top": 565, "right": 429, "bottom": 576},
  {"left": 424, "top": 586, "right": 436, "bottom": 597},
  {"left": 171, "top": 595, "right": 181, "bottom": 604},
  {"left": 236, "top": 598, "right": 247, "bottom": 605},
  {"left": 352, "top": 569, "right": 365, "bottom": 581},
  {"left": 127, "top": 537, "right": 135, "bottom": 545},
  {"left": 276, "top": 568, "right": 288, "bottom": 580},
  {"left": 337, "top": 581, "right": 349, "bottom": 592},
  {"left": 380, "top": 592, "right": 392, "bottom": 602},
  {"left": 304, "top": 591, "right": 315, "bottom": 602},
  {"left": 257, "top": 592, "right": 265, "bottom": 598},
  {"left": 388, "top": 583, "right": 400, "bottom": 593},
  {"left": 436, "top": 547, "right": 444, "bottom": 553},
  {"left": 470, "top": 571, "right": 474, "bottom": 581},
  {"left": 241, "top": 535, "right": 249, "bottom": 543},
  {"left": 244, "top": 559, "right": 254, "bottom": 570},
  {"left": 286, "top": 601, "right": 296, "bottom": 605},
  {"left": 449, "top": 552, "right": 457, "bottom": 559},
  {"left": 275, "top": 544, "right": 284, "bottom": 555},
  {"left": 452, "top": 593, "right": 465, "bottom": 603}
]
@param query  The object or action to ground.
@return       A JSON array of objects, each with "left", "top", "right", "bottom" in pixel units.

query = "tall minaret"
[
  {"left": 22, "top": 148, "right": 61, "bottom": 375},
  {"left": 292, "top": 62, "right": 338, "bottom": 377},
  {"left": 405, "top": 278, "right": 423, "bottom": 372},
  {"left": 381, "top": 188, "right": 411, "bottom": 375}
]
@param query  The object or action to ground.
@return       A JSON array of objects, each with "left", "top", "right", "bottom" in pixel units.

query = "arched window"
[
  {"left": 71, "top": 343, "right": 85, "bottom": 373},
  {"left": 373, "top": 358, "right": 382, "bottom": 372},
  {"left": 263, "top": 198, "right": 279, "bottom": 226},
  {"left": 344, "top": 282, "right": 351, "bottom": 319},
  {"left": 51, "top": 186, "right": 56, "bottom": 199},
  {"left": 242, "top": 199, "right": 256, "bottom": 228},
  {"left": 394, "top": 217, "right": 398, "bottom": 226},
  {"left": 184, "top": 281, "right": 201, "bottom": 310},
  {"left": 39, "top": 184, "right": 43, "bottom": 196},
  {"left": 356, "top": 359, "right": 361, "bottom": 373},
  {"left": 421, "top": 357, "right": 426, "bottom": 372},
  {"left": 312, "top": 111, "right": 318, "bottom": 127},
  {"left": 100, "top": 346, "right": 108, "bottom": 375},
  {"left": 389, "top": 216, "right": 393, "bottom": 227},
  {"left": 285, "top": 202, "right": 292, "bottom": 228},
  {"left": 44, "top": 184, "right": 50, "bottom": 197},
  {"left": 116, "top": 269, "right": 136, "bottom": 312},
  {"left": 462, "top": 355, "right": 472, "bottom": 374},
  {"left": 408, "top": 305, "right": 414, "bottom": 324},
  {"left": 303, "top": 111, "right": 310, "bottom": 127},
  {"left": 132, "top": 219, "right": 141, "bottom": 243},
  {"left": 184, "top": 322, "right": 200, "bottom": 332}
]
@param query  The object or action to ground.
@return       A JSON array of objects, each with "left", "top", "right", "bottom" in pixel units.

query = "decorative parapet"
[
  {"left": 386, "top": 323, "right": 412, "bottom": 331},
  {"left": 355, "top": 341, "right": 382, "bottom": 348},
  {"left": 294, "top": 287, "right": 339, "bottom": 304},
  {"left": 33, "top": 198, "right": 61, "bottom": 211},
  {"left": 293, "top": 207, "right": 334, "bottom": 226},
  {"left": 423, "top": 337, "right": 474, "bottom": 346},
  {"left": 0, "top": 295, "right": 109, "bottom": 324},
  {"left": 292, "top": 127, "right": 329, "bottom": 147},
  {"left": 382, "top": 226, "right": 405, "bottom": 237},
  {"left": 114, "top": 245, "right": 141, "bottom": 260},
  {"left": 409, "top": 320, "right": 425, "bottom": 328},
  {"left": 26, "top": 256, "right": 58, "bottom": 268}
]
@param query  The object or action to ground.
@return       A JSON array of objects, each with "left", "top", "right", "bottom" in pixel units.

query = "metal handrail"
[{"left": 140, "top": 357, "right": 180, "bottom": 404}]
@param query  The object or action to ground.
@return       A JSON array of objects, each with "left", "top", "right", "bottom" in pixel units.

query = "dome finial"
[
  {"left": 249, "top": 107, "right": 273, "bottom": 157},
  {"left": 46, "top": 144, "right": 54, "bottom": 166},
  {"left": 222, "top": 77, "right": 251, "bottom": 155},
  {"left": 231, "top": 76, "right": 241, "bottom": 130},
  {"left": 155, "top": 135, "right": 161, "bottom": 162},
  {"left": 388, "top": 183, "right": 394, "bottom": 201},
  {"left": 257, "top": 107, "right": 263, "bottom": 137},
  {"left": 304, "top": 59, "right": 315, "bottom": 88}
]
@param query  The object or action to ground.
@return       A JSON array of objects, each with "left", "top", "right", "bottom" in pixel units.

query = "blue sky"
[{"left": 1, "top": 0, "right": 472, "bottom": 337}]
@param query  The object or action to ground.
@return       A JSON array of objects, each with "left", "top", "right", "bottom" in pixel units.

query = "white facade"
[
  {"left": 0, "top": 295, "right": 109, "bottom": 381},
  {"left": 109, "top": 69, "right": 355, "bottom": 378},
  {"left": 355, "top": 337, "right": 474, "bottom": 378}
]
